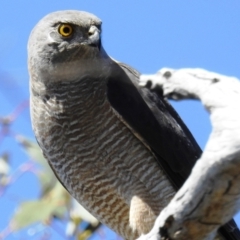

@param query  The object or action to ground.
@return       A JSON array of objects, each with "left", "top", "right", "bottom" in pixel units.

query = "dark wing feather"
[
  {"left": 108, "top": 61, "right": 200, "bottom": 188},
  {"left": 106, "top": 61, "right": 240, "bottom": 240}
]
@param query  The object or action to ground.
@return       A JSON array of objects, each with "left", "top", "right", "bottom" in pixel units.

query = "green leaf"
[
  {"left": 0, "top": 153, "right": 10, "bottom": 186},
  {"left": 38, "top": 171, "right": 56, "bottom": 196},
  {"left": 12, "top": 182, "right": 69, "bottom": 231},
  {"left": 0, "top": 153, "right": 9, "bottom": 174},
  {"left": 16, "top": 136, "right": 58, "bottom": 195},
  {"left": 12, "top": 200, "right": 64, "bottom": 230},
  {"left": 16, "top": 136, "right": 49, "bottom": 169}
]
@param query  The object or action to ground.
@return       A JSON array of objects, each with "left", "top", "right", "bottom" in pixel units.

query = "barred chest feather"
[{"left": 30, "top": 76, "right": 175, "bottom": 239}]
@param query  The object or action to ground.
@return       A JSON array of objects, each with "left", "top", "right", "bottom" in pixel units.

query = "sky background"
[{"left": 0, "top": 1, "right": 240, "bottom": 239}]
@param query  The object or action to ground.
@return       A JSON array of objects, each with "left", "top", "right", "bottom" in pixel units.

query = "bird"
[{"left": 28, "top": 10, "right": 240, "bottom": 240}]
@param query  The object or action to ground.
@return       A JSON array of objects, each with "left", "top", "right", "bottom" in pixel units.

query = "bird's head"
[{"left": 28, "top": 10, "right": 110, "bottom": 83}]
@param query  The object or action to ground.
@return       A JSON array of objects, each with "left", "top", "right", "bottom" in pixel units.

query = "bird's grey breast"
[{"left": 30, "top": 69, "right": 175, "bottom": 228}]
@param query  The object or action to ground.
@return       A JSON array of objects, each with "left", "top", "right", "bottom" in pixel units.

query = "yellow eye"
[{"left": 58, "top": 24, "right": 73, "bottom": 37}]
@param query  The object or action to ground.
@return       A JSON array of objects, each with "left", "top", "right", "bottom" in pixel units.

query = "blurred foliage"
[
  {"left": 0, "top": 153, "right": 9, "bottom": 187},
  {"left": 0, "top": 109, "right": 107, "bottom": 239}
]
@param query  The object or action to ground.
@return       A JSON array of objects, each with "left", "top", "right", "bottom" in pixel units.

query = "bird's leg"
[{"left": 129, "top": 196, "right": 158, "bottom": 236}]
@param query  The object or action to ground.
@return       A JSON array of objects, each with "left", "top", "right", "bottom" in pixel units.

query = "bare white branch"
[{"left": 138, "top": 69, "right": 240, "bottom": 240}]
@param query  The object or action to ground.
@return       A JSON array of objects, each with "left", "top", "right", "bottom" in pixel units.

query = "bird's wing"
[
  {"left": 107, "top": 61, "right": 201, "bottom": 189},
  {"left": 106, "top": 60, "right": 240, "bottom": 240}
]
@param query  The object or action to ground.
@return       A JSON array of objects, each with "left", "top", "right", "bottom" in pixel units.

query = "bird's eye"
[{"left": 58, "top": 24, "right": 73, "bottom": 37}]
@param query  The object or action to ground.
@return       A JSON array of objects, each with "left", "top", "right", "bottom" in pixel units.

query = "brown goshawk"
[{"left": 28, "top": 10, "right": 240, "bottom": 240}]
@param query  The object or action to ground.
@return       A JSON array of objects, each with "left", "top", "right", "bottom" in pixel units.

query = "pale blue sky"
[{"left": 0, "top": 1, "right": 240, "bottom": 239}]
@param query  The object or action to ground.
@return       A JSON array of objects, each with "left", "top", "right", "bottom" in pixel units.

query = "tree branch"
[{"left": 138, "top": 68, "right": 240, "bottom": 240}]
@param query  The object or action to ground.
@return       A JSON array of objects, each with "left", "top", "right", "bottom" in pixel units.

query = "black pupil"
[{"left": 63, "top": 27, "right": 70, "bottom": 34}]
